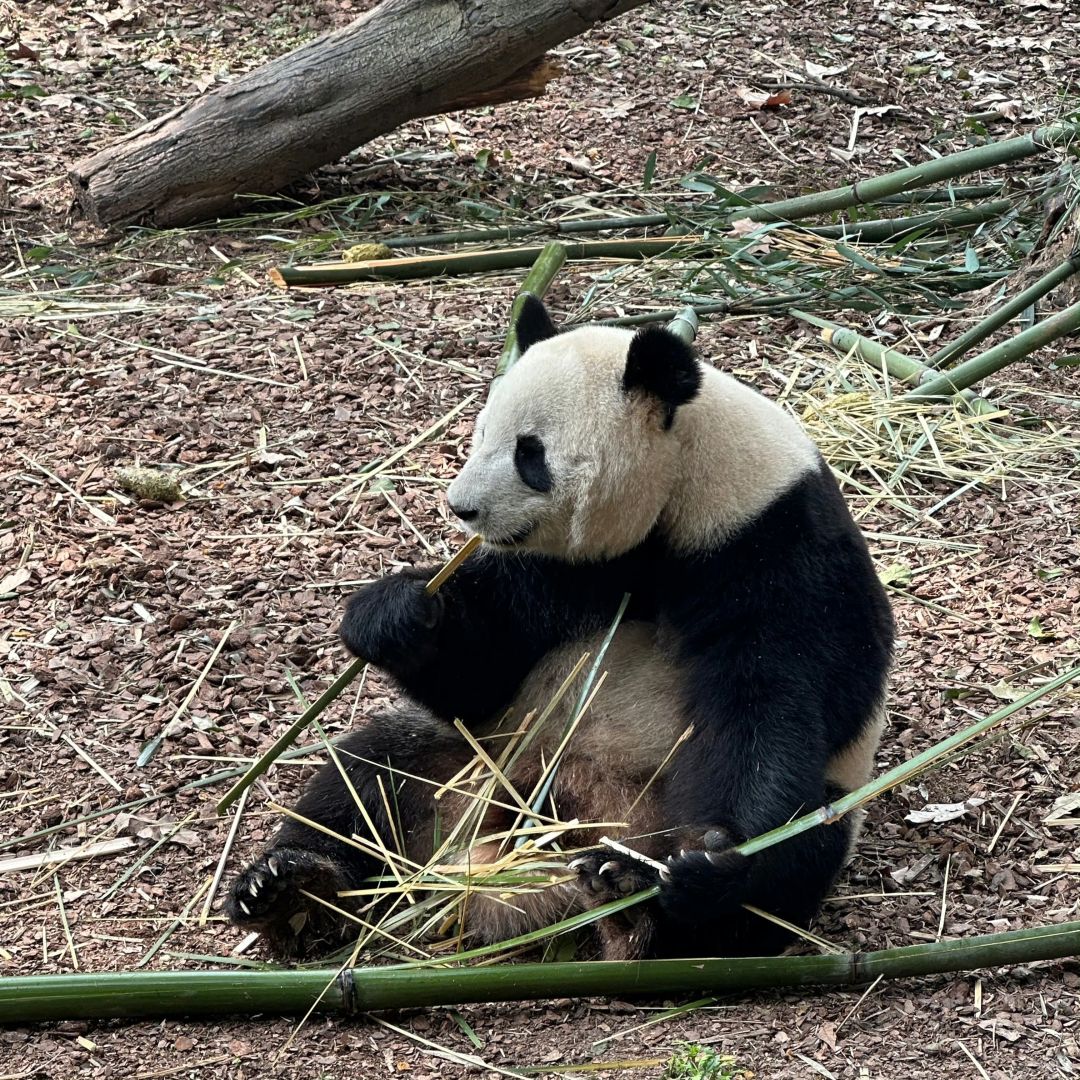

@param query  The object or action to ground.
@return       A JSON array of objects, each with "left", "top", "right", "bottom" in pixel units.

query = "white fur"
[{"left": 447, "top": 324, "right": 819, "bottom": 560}]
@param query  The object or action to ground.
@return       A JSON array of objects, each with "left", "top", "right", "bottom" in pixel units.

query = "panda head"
[{"left": 446, "top": 296, "right": 701, "bottom": 561}]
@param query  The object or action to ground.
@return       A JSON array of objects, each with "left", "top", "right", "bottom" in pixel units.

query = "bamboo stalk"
[
  {"left": 270, "top": 236, "right": 704, "bottom": 287},
  {"left": 376, "top": 186, "right": 1003, "bottom": 251},
  {"left": 382, "top": 213, "right": 675, "bottom": 249},
  {"left": 805, "top": 316, "right": 1000, "bottom": 415},
  {"left": 601, "top": 294, "right": 812, "bottom": 328},
  {"left": 493, "top": 242, "right": 568, "bottom": 381},
  {"left": 736, "top": 663, "right": 1080, "bottom": 858},
  {"left": 728, "top": 122, "right": 1078, "bottom": 226},
  {"left": 3, "top": 919, "right": 1077, "bottom": 1022},
  {"left": 663, "top": 306, "right": 699, "bottom": 345},
  {"left": 928, "top": 253, "right": 1080, "bottom": 368},
  {"left": 215, "top": 535, "right": 483, "bottom": 814},
  {"left": 875, "top": 184, "right": 1004, "bottom": 204},
  {"left": 802, "top": 200, "right": 1012, "bottom": 243},
  {"left": 906, "top": 299, "right": 1080, "bottom": 399}
]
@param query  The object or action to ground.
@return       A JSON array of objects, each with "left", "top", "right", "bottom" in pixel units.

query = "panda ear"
[
  {"left": 515, "top": 293, "right": 559, "bottom": 353},
  {"left": 623, "top": 326, "right": 701, "bottom": 427}
]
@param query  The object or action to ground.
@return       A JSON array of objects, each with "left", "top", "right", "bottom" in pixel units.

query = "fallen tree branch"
[{"left": 68, "top": 0, "right": 648, "bottom": 227}]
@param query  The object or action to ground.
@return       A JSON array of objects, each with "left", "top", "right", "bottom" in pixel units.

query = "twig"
[
  {"left": 18, "top": 452, "right": 116, "bottom": 527},
  {"left": 0, "top": 837, "right": 136, "bottom": 874},
  {"left": 598, "top": 836, "right": 667, "bottom": 873},
  {"left": 752, "top": 79, "right": 875, "bottom": 107},
  {"left": 138, "top": 621, "right": 239, "bottom": 766}
]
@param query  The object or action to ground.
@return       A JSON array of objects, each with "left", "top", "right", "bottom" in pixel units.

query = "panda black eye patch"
[{"left": 514, "top": 435, "right": 552, "bottom": 492}]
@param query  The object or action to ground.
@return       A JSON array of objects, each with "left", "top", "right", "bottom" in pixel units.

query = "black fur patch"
[
  {"left": 514, "top": 434, "right": 553, "bottom": 492},
  {"left": 515, "top": 293, "right": 559, "bottom": 353},
  {"left": 622, "top": 326, "right": 701, "bottom": 428}
]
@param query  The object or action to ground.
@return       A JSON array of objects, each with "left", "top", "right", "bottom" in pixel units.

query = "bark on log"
[{"left": 69, "top": 0, "right": 649, "bottom": 228}]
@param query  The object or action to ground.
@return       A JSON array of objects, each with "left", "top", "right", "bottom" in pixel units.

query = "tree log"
[{"left": 69, "top": 0, "right": 648, "bottom": 228}]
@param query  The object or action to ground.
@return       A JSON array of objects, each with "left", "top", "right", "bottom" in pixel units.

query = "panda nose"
[{"left": 448, "top": 501, "right": 479, "bottom": 522}]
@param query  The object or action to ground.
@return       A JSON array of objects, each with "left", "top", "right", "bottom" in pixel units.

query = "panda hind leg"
[
  {"left": 571, "top": 810, "right": 855, "bottom": 959},
  {"left": 226, "top": 710, "right": 472, "bottom": 957}
]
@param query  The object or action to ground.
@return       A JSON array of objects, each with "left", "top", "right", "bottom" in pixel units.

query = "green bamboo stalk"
[
  {"left": 271, "top": 236, "right": 703, "bottom": 287},
  {"left": 737, "top": 663, "right": 1080, "bottom": 857},
  {"left": 928, "top": 253, "right": 1080, "bottom": 368},
  {"left": 215, "top": 534, "right": 484, "bottom": 814},
  {"left": 802, "top": 200, "right": 1012, "bottom": 243},
  {"left": 906, "top": 299, "right": 1080, "bottom": 399},
  {"left": 494, "top": 242, "right": 568, "bottom": 380},
  {"left": 377, "top": 186, "right": 1004, "bottom": 251},
  {"left": 600, "top": 294, "right": 813, "bottom": 328},
  {"left": 728, "top": 122, "right": 1077, "bottom": 225},
  {"left": 383, "top": 213, "right": 675, "bottom": 249},
  {"left": 215, "top": 657, "right": 366, "bottom": 813},
  {"left": 875, "top": 183, "right": 1004, "bottom": 204},
  {"left": 801, "top": 314, "right": 1000, "bottom": 415},
  {"left": 4, "top": 919, "right": 1077, "bottom": 1022}
]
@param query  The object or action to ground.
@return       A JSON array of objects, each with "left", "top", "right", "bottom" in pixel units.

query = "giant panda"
[{"left": 227, "top": 296, "right": 894, "bottom": 959}]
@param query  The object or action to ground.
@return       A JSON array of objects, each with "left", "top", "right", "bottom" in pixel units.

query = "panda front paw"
[
  {"left": 339, "top": 571, "right": 443, "bottom": 672},
  {"left": 226, "top": 847, "right": 353, "bottom": 956}
]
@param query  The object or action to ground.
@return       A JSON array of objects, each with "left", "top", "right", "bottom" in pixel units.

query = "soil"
[{"left": 2, "top": 1, "right": 1079, "bottom": 1079}]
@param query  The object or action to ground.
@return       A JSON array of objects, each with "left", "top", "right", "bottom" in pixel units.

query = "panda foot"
[
  {"left": 226, "top": 847, "right": 353, "bottom": 956},
  {"left": 568, "top": 850, "right": 658, "bottom": 903}
]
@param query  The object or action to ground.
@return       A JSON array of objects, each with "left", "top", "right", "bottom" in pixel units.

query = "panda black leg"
[
  {"left": 227, "top": 710, "right": 472, "bottom": 957},
  {"left": 227, "top": 846, "right": 356, "bottom": 956},
  {"left": 652, "top": 817, "right": 856, "bottom": 957},
  {"left": 570, "top": 817, "right": 854, "bottom": 959}
]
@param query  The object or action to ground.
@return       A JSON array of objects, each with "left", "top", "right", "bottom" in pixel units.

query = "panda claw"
[
  {"left": 267, "top": 856, "right": 280, "bottom": 877},
  {"left": 238, "top": 900, "right": 251, "bottom": 916},
  {"left": 598, "top": 861, "right": 620, "bottom": 877},
  {"left": 249, "top": 876, "right": 262, "bottom": 897},
  {"left": 659, "top": 866, "right": 672, "bottom": 883},
  {"left": 568, "top": 857, "right": 588, "bottom": 872}
]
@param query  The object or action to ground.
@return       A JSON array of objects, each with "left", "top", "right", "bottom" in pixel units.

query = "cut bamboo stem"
[
  {"left": 493, "top": 241, "right": 568, "bottom": 382},
  {"left": 876, "top": 184, "right": 1004, "bottom": 204},
  {"left": 215, "top": 534, "right": 483, "bottom": 813},
  {"left": 3, "top": 919, "right": 1078, "bottom": 1022},
  {"left": 663, "top": 306, "right": 700, "bottom": 345},
  {"left": 271, "top": 236, "right": 703, "bottom": 287},
  {"left": 928, "top": 253, "right": 1080, "bottom": 368},
  {"left": 807, "top": 317, "right": 1000, "bottom": 415},
  {"left": 802, "top": 201, "right": 1012, "bottom": 243},
  {"left": 383, "top": 212, "right": 675, "bottom": 249},
  {"left": 906, "top": 299, "right": 1080, "bottom": 399},
  {"left": 0, "top": 837, "right": 136, "bottom": 874},
  {"left": 728, "top": 122, "right": 1078, "bottom": 226},
  {"left": 375, "top": 186, "right": 1005, "bottom": 251}
]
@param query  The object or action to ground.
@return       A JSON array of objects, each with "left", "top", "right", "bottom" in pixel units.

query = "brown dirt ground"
[{"left": 2, "top": 1, "right": 1080, "bottom": 1078}]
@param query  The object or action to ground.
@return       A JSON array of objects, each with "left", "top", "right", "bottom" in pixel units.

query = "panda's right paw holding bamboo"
[
  {"left": 339, "top": 572, "right": 443, "bottom": 672},
  {"left": 226, "top": 847, "right": 352, "bottom": 956}
]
